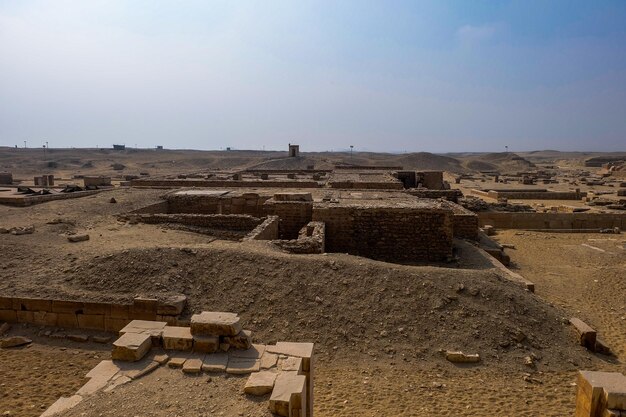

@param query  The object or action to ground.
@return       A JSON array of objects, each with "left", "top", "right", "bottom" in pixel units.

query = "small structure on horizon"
[
  {"left": 112, "top": 144, "right": 126, "bottom": 151},
  {"left": 289, "top": 143, "right": 300, "bottom": 157}
]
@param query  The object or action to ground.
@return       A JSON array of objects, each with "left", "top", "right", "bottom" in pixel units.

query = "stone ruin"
[
  {"left": 42, "top": 312, "right": 314, "bottom": 417},
  {"left": 575, "top": 371, "right": 626, "bottom": 417}
]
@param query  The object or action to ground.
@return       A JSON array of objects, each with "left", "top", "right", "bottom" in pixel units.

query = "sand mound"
[
  {"left": 462, "top": 152, "right": 535, "bottom": 173},
  {"left": 64, "top": 242, "right": 591, "bottom": 371}
]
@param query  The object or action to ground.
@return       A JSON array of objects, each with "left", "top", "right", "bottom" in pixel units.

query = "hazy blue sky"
[{"left": 1, "top": 0, "right": 625, "bottom": 152}]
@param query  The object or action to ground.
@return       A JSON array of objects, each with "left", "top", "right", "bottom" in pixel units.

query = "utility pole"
[
  {"left": 350, "top": 145, "right": 354, "bottom": 160},
  {"left": 24, "top": 140, "right": 27, "bottom": 149}
]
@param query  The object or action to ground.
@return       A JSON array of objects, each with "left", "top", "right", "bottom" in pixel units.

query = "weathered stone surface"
[
  {"left": 279, "top": 356, "right": 303, "bottom": 373},
  {"left": 168, "top": 356, "right": 187, "bottom": 369},
  {"left": 266, "top": 342, "right": 314, "bottom": 371},
  {"left": 445, "top": 351, "right": 481, "bottom": 363},
  {"left": 103, "top": 375, "right": 131, "bottom": 393},
  {"left": 111, "top": 332, "right": 152, "bottom": 362},
  {"left": 570, "top": 317, "right": 597, "bottom": 351},
  {"left": 269, "top": 372, "right": 307, "bottom": 417},
  {"left": 577, "top": 371, "right": 626, "bottom": 417},
  {"left": 228, "top": 329, "right": 252, "bottom": 350},
  {"left": 202, "top": 352, "right": 229, "bottom": 372},
  {"left": 40, "top": 395, "right": 83, "bottom": 417},
  {"left": 162, "top": 326, "right": 193, "bottom": 351},
  {"left": 67, "top": 233, "right": 90, "bottom": 242},
  {"left": 260, "top": 352, "right": 278, "bottom": 369},
  {"left": 183, "top": 358, "right": 203, "bottom": 374},
  {"left": 92, "top": 335, "right": 112, "bottom": 344},
  {"left": 0, "top": 336, "right": 32, "bottom": 348},
  {"left": 0, "top": 322, "right": 10, "bottom": 336},
  {"left": 190, "top": 311, "right": 241, "bottom": 336},
  {"left": 67, "top": 334, "right": 89, "bottom": 343},
  {"left": 193, "top": 335, "right": 219, "bottom": 353},
  {"left": 227, "top": 357, "right": 260, "bottom": 374},
  {"left": 244, "top": 371, "right": 277, "bottom": 396},
  {"left": 119, "top": 320, "right": 167, "bottom": 346},
  {"left": 120, "top": 360, "right": 160, "bottom": 380}
]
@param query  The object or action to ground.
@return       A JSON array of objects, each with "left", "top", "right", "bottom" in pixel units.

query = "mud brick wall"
[
  {"left": 131, "top": 179, "right": 320, "bottom": 188},
  {"left": 245, "top": 216, "right": 280, "bottom": 240},
  {"left": 0, "top": 296, "right": 184, "bottom": 332},
  {"left": 478, "top": 212, "right": 626, "bottom": 230},
  {"left": 488, "top": 190, "right": 583, "bottom": 200},
  {"left": 328, "top": 181, "right": 404, "bottom": 190},
  {"left": 83, "top": 176, "right": 112, "bottom": 187},
  {"left": 263, "top": 200, "right": 313, "bottom": 239},
  {"left": 0, "top": 172, "right": 12, "bottom": 184},
  {"left": 130, "top": 213, "right": 264, "bottom": 231},
  {"left": 0, "top": 190, "right": 102, "bottom": 207},
  {"left": 165, "top": 194, "right": 270, "bottom": 216},
  {"left": 313, "top": 206, "right": 453, "bottom": 262},
  {"left": 440, "top": 201, "right": 479, "bottom": 240},
  {"left": 129, "top": 201, "right": 169, "bottom": 214},
  {"left": 272, "top": 221, "right": 325, "bottom": 254},
  {"left": 406, "top": 189, "right": 463, "bottom": 202}
]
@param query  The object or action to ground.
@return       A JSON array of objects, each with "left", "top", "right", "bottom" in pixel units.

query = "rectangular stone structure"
[
  {"left": 190, "top": 311, "right": 242, "bottom": 336},
  {"left": 570, "top": 318, "right": 597, "bottom": 351},
  {"left": 162, "top": 326, "right": 193, "bottom": 351},
  {"left": 112, "top": 333, "right": 152, "bottom": 362},
  {"left": 269, "top": 372, "right": 307, "bottom": 417}
]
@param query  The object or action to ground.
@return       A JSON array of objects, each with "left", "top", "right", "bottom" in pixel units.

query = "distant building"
[
  {"left": 112, "top": 144, "right": 125, "bottom": 150},
  {"left": 156, "top": 145, "right": 163, "bottom": 150},
  {"left": 289, "top": 144, "right": 300, "bottom": 157}
]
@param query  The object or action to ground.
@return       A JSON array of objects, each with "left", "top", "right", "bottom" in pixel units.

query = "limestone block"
[
  {"left": 267, "top": 342, "right": 314, "bottom": 372},
  {"left": 0, "top": 310, "right": 17, "bottom": 323},
  {"left": 168, "top": 357, "right": 187, "bottom": 368},
  {"left": 15, "top": 297, "right": 52, "bottom": 311},
  {"left": 105, "top": 317, "right": 129, "bottom": 332},
  {"left": 109, "top": 304, "right": 130, "bottom": 319},
  {"left": 51, "top": 300, "right": 84, "bottom": 314},
  {"left": 183, "top": 358, "right": 203, "bottom": 374},
  {"left": 77, "top": 314, "right": 105, "bottom": 330},
  {"left": 445, "top": 351, "right": 481, "bottom": 363},
  {"left": 16, "top": 310, "right": 34, "bottom": 323},
  {"left": 570, "top": 318, "right": 597, "bottom": 351},
  {"left": 33, "top": 311, "right": 58, "bottom": 326},
  {"left": 111, "top": 332, "right": 152, "bottom": 362},
  {"left": 269, "top": 372, "right": 307, "bottom": 417},
  {"left": 193, "top": 335, "right": 219, "bottom": 353},
  {"left": 279, "top": 356, "right": 303, "bottom": 373},
  {"left": 245, "top": 371, "right": 277, "bottom": 396},
  {"left": 260, "top": 352, "right": 279, "bottom": 369},
  {"left": 119, "top": 320, "right": 167, "bottom": 346},
  {"left": 131, "top": 297, "right": 158, "bottom": 315},
  {"left": 226, "top": 357, "right": 260, "bottom": 375},
  {"left": 68, "top": 334, "right": 89, "bottom": 343},
  {"left": 190, "top": 311, "right": 242, "bottom": 336},
  {"left": 40, "top": 395, "right": 83, "bottom": 417},
  {"left": 202, "top": 352, "right": 229, "bottom": 372},
  {"left": 83, "top": 302, "right": 111, "bottom": 316},
  {"left": 56, "top": 312, "right": 79, "bottom": 328},
  {"left": 162, "top": 326, "right": 193, "bottom": 351},
  {"left": 577, "top": 371, "right": 626, "bottom": 417}
]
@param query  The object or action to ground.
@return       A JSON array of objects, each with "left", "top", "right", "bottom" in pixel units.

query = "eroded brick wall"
[
  {"left": 313, "top": 205, "right": 453, "bottom": 262},
  {"left": 263, "top": 200, "right": 313, "bottom": 239}
]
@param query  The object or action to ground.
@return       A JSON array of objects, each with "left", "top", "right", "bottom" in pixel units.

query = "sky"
[{"left": 1, "top": 0, "right": 625, "bottom": 153}]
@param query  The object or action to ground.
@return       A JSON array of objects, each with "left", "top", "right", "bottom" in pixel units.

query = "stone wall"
[
  {"left": 0, "top": 295, "right": 185, "bottom": 332},
  {"left": 0, "top": 172, "right": 12, "bottom": 184},
  {"left": 166, "top": 192, "right": 270, "bottom": 217},
  {"left": 272, "top": 221, "right": 325, "bottom": 254},
  {"left": 263, "top": 200, "right": 313, "bottom": 239},
  {"left": 478, "top": 212, "right": 626, "bottom": 230},
  {"left": 313, "top": 204, "right": 453, "bottom": 262},
  {"left": 131, "top": 179, "right": 320, "bottom": 188},
  {"left": 477, "top": 189, "right": 584, "bottom": 200},
  {"left": 405, "top": 189, "right": 463, "bottom": 202},
  {"left": 83, "top": 176, "right": 112, "bottom": 187},
  {"left": 127, "top": 213, "right": 264, "bottom": 232},
  {"left": 245, "top": 216, "right": 280, "bottom": 240},
  {"left": 0, "top": 189, "right": 103, "bottom": 207}
]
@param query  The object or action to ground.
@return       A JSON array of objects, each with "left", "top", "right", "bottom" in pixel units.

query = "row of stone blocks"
[
  {"left": 110, "top": 312, "right": 313, "bottom": 417},
  {"left": 576, "top": 371, "right": 626, "bottom": 417},
  {"left": 0, "top": 295, "right": 186, "bottom": 332}
]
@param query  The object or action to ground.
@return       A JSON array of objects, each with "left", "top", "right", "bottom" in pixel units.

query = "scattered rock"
[
  {"left": 109, "top": 197, "right": 117, "bottom": 203},
  {"left": 67, "top": 234, "right": 90, "bottom": 243},
  {"left": 0, "top": 322, "right": 10, "bottom": 336},
  {"left": 0, "top": 336, "right": 32, "bottom": 348},
  {"left": 445, "top": 351, "right": 480, "bottom": 363}
]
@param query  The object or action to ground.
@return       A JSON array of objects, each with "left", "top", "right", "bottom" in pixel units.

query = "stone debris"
[
  {"left": 67, "top": 334, "right": 89, "bottom": 343},
  {"left": 0, "top": 322, "right": 10, "bottom": 336},
  {"left": 244, "top": 371, "right": 277, "bottom": 396},
  {"left": 0, "top": 336, "right": 32, "bottom": 348},
  {"left": 8, "top": 225, "right": 34, "bottom": 235},
  {"left": 111, "top": 332, "right": 152, "bottom": 361},
  {"left": 91, "top": 335, "right": 112, "bottom": 344},
  {"left": 226, "top": 357, "right": 260, "bottom": 375},
  {"left": 168, "top": 356, "right": 187, "bottom": 369},
  {"left": 445, "top": 351, "right": 481, "bottom": 363},
  {"left": 67, "top": 233, "right": 90, "bottom": 242}
]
